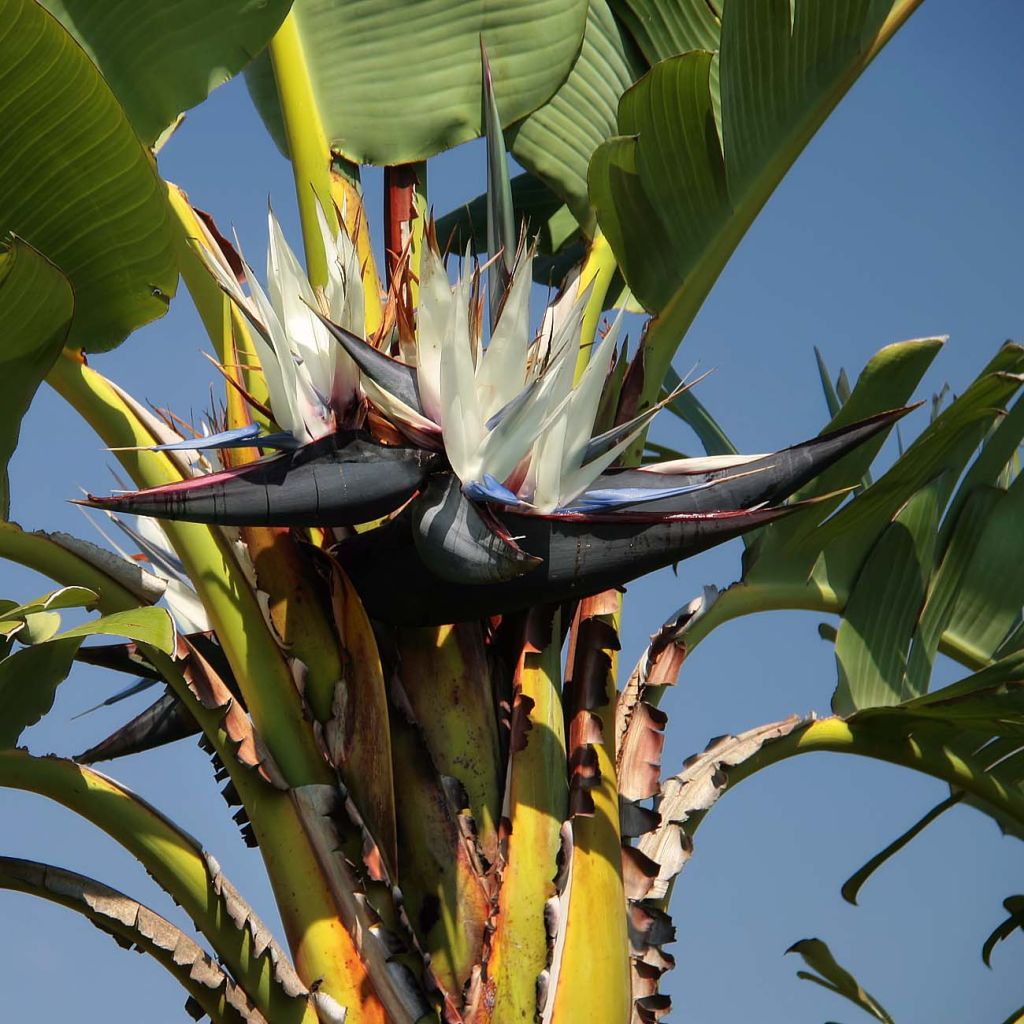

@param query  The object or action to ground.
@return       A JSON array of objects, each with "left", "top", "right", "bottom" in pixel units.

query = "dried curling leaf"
[
  {"left": 616, "top": 587, "right": 717, "bottom": 758},
  {"left": 639, "top": 716, "right": 805, "bottom": 899},
  {"left": 182, "top": 636, "right": 288, "bottom": 790},
  {"left": 0, "top": 855, "right": 277, "bottom": 1024},
  {"left": 204, "top": 852, "right": 310, "bottom": 1000},
  {"left": 626, "top": 716, "right": 805, "bottom": 1022}
]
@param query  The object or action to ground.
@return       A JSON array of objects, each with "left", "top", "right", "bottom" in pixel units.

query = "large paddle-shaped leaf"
[
  {"left": 676, "top": 341, "right": 1024, "bottom": 671},
  {"left": 507, "top": 0, "right": 645, "bottom": 232},
  {"left": 0, "top": 0, "right": 177, "bottom": 349},
  {"left": 590, "top": 0, "right": 921, "bottom": 368},
  {"left": 40, "top": 0, "right": 294, "bottom": 148},
  {"left": 435, "top": 170, "right": 584, "bottom": 285},
  {"left": 0, "top": 237, "right": 73, "bottom": 517},
  {"left": 469, "top": 0, "right": 724, "bottom": 235},
  {"left": 609, "top": 0, "right": 722, "bottom": 63},
  {"left": 245, "top": 0, "right": 589, "bottom": 164}
]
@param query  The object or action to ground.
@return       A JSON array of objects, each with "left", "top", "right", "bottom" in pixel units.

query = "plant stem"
[
  {"left": 165, "top": 183, "right": 271, "bottom": 417},
  {"left": 574, "top": 230, "right": 618, "bottom": 382},
  {"left": 0, "top": 750, "right": 318, "bottom": 1024},
  {"left": 550, "top": 594, "right": 631, "bottom": 1023},
  {"left": 714, "top": 716, "right": 1024, "bottom": 826},
  {"left": 0, "top": 522, "right": 147, "bottom": 614},
  {"left": 384, "top": 162, "right": 427, "bottom": 304},
  {"left": 47, "top": 352, "right": 331, "bottom": 788},
  {"left": 484, "top": 608, "right": 568, "bottom": 1022},
  {"left": 681, "top": 578, "right": 993, "bottom": 673},
  {"left": 0, "top": 856, "right": 265, "bottom": 1024},
  {"left": 268, "top": 10, "right": 333, "bottom": 290}
]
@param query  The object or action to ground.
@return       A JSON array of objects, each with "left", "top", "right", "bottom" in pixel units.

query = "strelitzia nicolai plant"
[{"left": 2, "top": 3, "right": 1023, "bottom": 1024}]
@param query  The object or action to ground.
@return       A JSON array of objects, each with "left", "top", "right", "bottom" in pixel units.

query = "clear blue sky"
[{"left": 3, "top": 1, "right": 1023, "bottom": 1020}]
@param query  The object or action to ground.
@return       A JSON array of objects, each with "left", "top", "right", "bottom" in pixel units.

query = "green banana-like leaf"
[
  {"left": 793, "top": 338, "right": 944, "bottom": 505},
  {"left": 810, "top": 347, "right": 1024, "bottom": 591},
  {"left": 903, "top": 488, "right": 1003, "bottom": 695},
  {"left": 940, "top": 396, "right": 1024, "bottom": 546},
  {"left": 815, "top": 347, "right": 845, "bottom": 419},
  {"left": 437, "top": 172, "right": 579, "bottom": 257},
  {"left": 841, "top": 733, "right": 1024, "bottom": 906},
  {"left": 756, "top": 344, "right": 1024, "bottom": 603},
  {"left": 0, "top": 0, "right": 177, "bottom": 350},
  {"left": 507, "top": 0, "right": 646, "bottom": 232},
  {"left": 437, "top": 1, "right": 725, "bottom": 247},
  {"left": 787, "top": 938, "right": 896, "bottom": 1023},
  {"left": 840, "top": 792, "right": 963, "bottom": 905},
  {"left": 39, "top": 0, "right": 294, "bottom": 148},
  {"left": 0, "top": 520, "right": 161, "bottom": 615},
  {"left": 0, "top": 586, "right": 98, "bottom": 622},
  {"left": 589, "top": 0, "right": 920, "bottom": 365},
  {"left": 644, "top": 657, "right": 1024, "bottom": 1005},
  {"left": 0, "top": 239, "right": 73, "bottom": 517},
  {"left": 708, "top": 657, "right": 1024, "bottom": 847},
  {"left": 51, "top": 606, "right": 175, "bottom": 652},
  {"left": 0, "top": 586, "right": 97, "bottom": 648},
  {"left": 742, "top": 336, "right": 946, "bottom": 570},
  {"left": 609, "top": 0, "right": 721, "bottom": 64},
  {"left": 245, "top": 0, "right": 589, "bottom": 165},
  {"left": 832, "top": 477, "right": 942, "bottom": 713},
  {"left": 814, "top": 347, "right": 874, "bottom": 491},
  {"left": 482, "top": 43, "right": 515, "bottom": 332},
  {"left": 0, "top": 604, "right": 173, "bottom": 747},
  {"left": 436, "top": 171, "right": 584, "bottom": 288},
  {"left": 942, "top": 477, "right": 1024, "bottom": 664},
  {"left": 0, "top": 638, "right": 81, "bottom": 748},
  {"left": 840, "top": 659, "right": 1024, "bottom": 835},
  {"left": 679, "top": 342, "right": 1024, "bottom": 683}
]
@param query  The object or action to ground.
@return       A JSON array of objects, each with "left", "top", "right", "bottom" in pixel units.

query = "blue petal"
[
  {"left": 149, "top": 424, "right": 298, "bottom": 452},
  {"left": 240, "top": 431, "right": 301, "bottom": 451},
  {"left": 559, "top": 481, "right": 714, "bottom": 514},
  {"left": 72, "top": 677, "right": 158, "bottom": 720},
  {"left": 462, "top": 475, "right": 522, "bottom": 505}
]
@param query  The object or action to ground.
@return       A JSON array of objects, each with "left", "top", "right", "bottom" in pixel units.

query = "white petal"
[
  {"left": 192, "top": 236, "right": 266, "bottom": 340},
  {"left": 537, "top": 288, "right": 589, "bottom": 402},
  {"left": 555, "top": 382, "right": 692, "bottom": 506},
  {"left": 315, "top": 201, "right": 363, "bottom": 409},
  {"left": 439, "top": 268, "right": 484, "bottom": 480},
  {"left": 416, "top": 244, "right": 452, "bottom": 423},
  {"left": 135, "top": 516, "right": 176, "bottom": 563},
  {"left": 241, "top": 254, "right": 309, "bottom": 440},
  {"left": 267, "top": 210, "right": 334, "bottom": 405},
  {"left": 362, "top": 377, "right": 441, "bottom": 438},
  {"left": 475, "top": 345, "right": 582, "bottom": 487},
  {"left": 476, "top": 249, "right": 532, "bottom": 421},
  {"left": 560, "top": 308, "right": 625, "bottom": 477},
  {"left": 533, "top": 263, "right": 583, "bottom": 369},
  {"left": 162, "top": 577, "right": 210, "bottom": 634},
  {"left": 637, "top": 453, "right": 768, "bottom": 475},
  {"left": 529, "top": 413, "right": 570, "bottom": 513}
]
